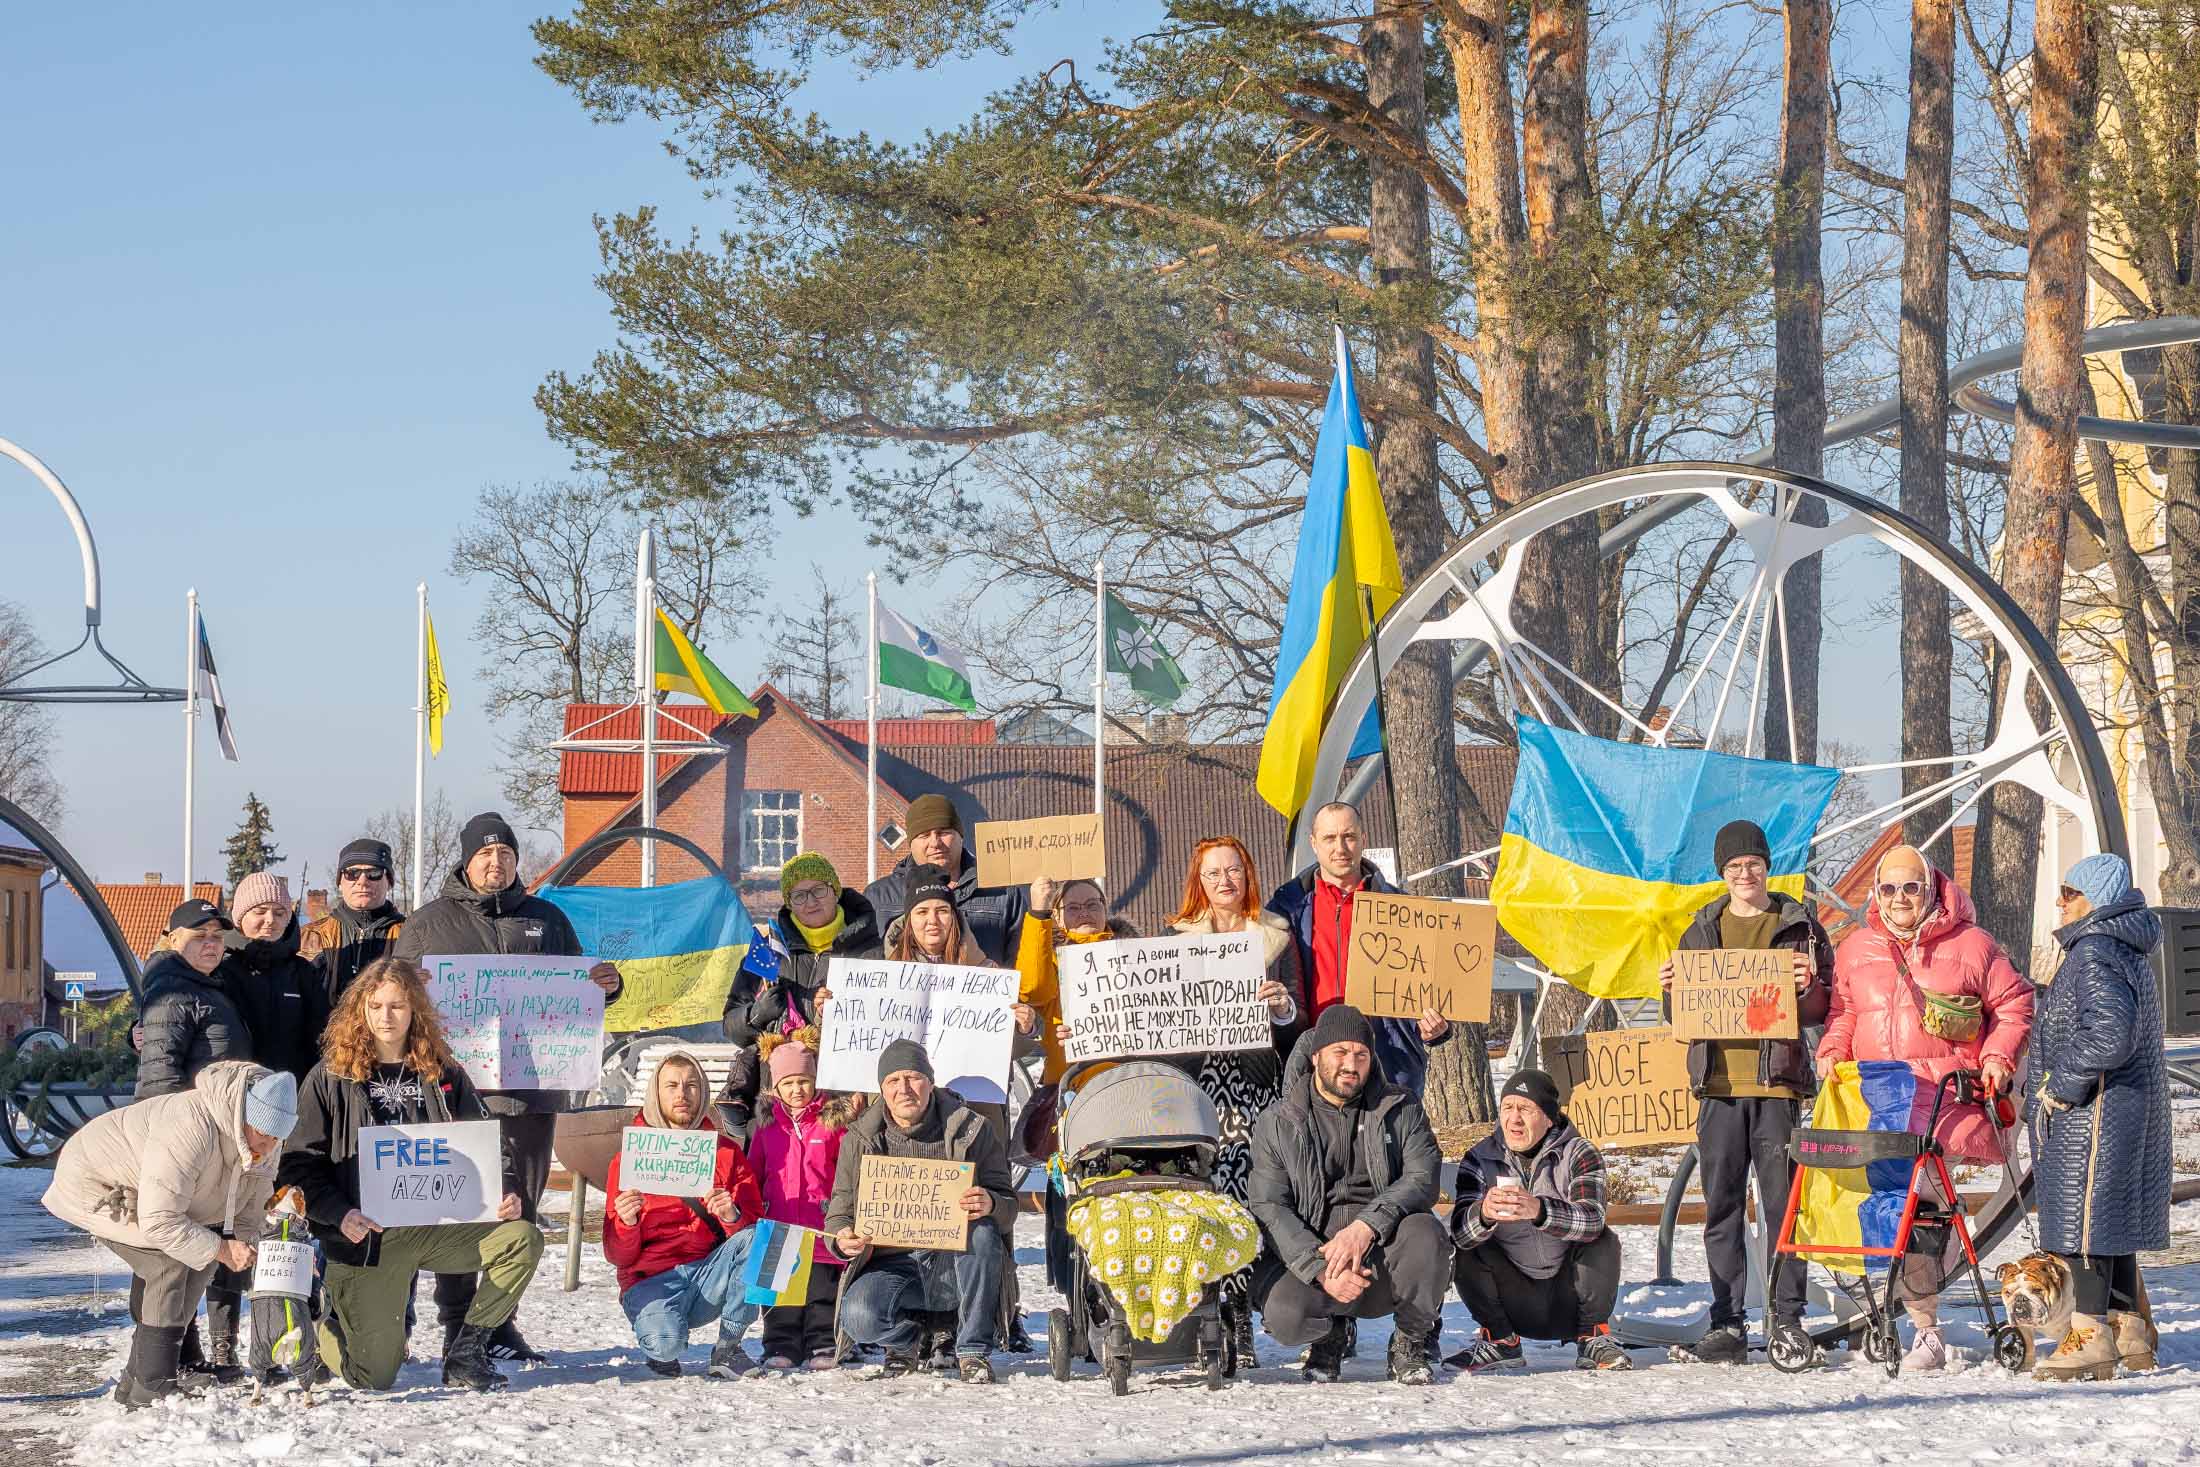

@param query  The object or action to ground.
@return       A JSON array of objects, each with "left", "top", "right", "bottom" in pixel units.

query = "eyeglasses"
[
  {"left": 1876, "top": 880, "right": 1926, "bottom": 898},
  {"left": 340, "top": 867, "right": 389, "bottom": 882},
  {"left": 1199, "top": 866, "right": 1248, "bottom": 883}
]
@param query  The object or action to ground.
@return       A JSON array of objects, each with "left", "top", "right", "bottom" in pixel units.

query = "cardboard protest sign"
[
  {"left": 620, "top": 1126, "right": 720, "bottom": 1198},
  {"left": 1344, "top": 892, "right": 1497, "bottom": 1023},
  {"left": 816, "top": 959, "right": 1018, "bottom": 1103},
  {"left": 1668, "top": 948, "right": 1800, "bottom": 1041},
  {"left": 971, "top": 813, "right": 1106, "bottom": 887},
  {"left": 423, "top": 954, "right": 605, "bottom": 1090},
  {"left": 1057, "top": 931, "right": 1270, "bottom": 1063},
  {"left": 1546, "top": 1026, "right": 1698, "bottom": 1149},
  {"left": 357, "top": 1121, "right": 502, "bottom": 1227},
  {"left": 854, "top": 1156, "right": 976, "bottom": 1251}
]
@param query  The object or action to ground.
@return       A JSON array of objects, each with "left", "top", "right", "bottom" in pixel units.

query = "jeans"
[
  {"left": 838, "top": 1219, "right": 1006, "bottom": 1359},
  {"left": 619, "top": 1229, "right": 763, "bottom": 1363},
  {"left": 1454, "top": 1229, "right": 1621, "bottom": 1341},
  {"left": 1697, "top": 1093, "right": 1808, "bottom": 1326},
  {"left": 1255, "top": 1212, "right": 1453, "bottom": 1347}
]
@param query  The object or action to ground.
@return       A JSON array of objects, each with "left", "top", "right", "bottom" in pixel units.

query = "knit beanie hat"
[
  {"left": 907, "top": 864, "right": 955, "bottom": 909},
  {"left": 460, "top": 812, "right": 519, "bottom": 866},
  {"left": 1713, "top": 820, "right": 1771, "bottom": 872},
  {"left": 2064, "top": 852, "right": 2133, "bottom": 910},
  {"left": 337, "top": 837, "right": 394, "bottom": 875},
  {"left": 1500, "top": 1068, "right": 1563, "bottom": 1124},
  {"left": 231, "top": 872, "right": 291, "bottom": 918},
  {"left": 245, "top": 1069, "right": 300, "bottom": 1139},
  {"left": 781, "top": 852, "right": 842, "bottom": 900},
  {"left": 1307, "top": 1003, "right": 1375, "bottom": 1055},
  {"left": 770, "top": 1040, "right": 818, "bottom": 1086},
  {"left": 878, "top": 1037, "right": 934, "bottom": 1087},
  {"left": 904, "top": 794, "right": 961, "bottom": 839}
]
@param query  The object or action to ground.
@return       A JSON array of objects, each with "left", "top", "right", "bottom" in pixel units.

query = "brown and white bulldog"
[{"left": 1997, "top": 1251, "right": 2075, "bottom": 1368}]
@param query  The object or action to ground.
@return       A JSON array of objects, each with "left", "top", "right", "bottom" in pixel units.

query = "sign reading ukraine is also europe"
[
  {"left": 423, "top": 954, "right": 605, "bottom": 1090},
  {"left": 357, "top": 1121, "right": 502, "bottom": 1227}
]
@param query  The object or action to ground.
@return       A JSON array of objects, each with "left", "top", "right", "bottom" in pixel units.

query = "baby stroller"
[
  {"left": 1770, "top": 1067, "right": 2027, "bottom": 1376},
  {"left": 1045, "top": 1061, "right": 1253, "bottom": 1394}
]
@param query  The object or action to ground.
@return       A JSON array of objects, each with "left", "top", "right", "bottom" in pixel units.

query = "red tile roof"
[
  {"left": 819, "top": 717, "right": 998, "bottom": 746},
  {"left": 96, "top": 881, "right": 222, "bottom": 961},
  {"left": 1819, "top": 822, "right": 1976, "bottom": 940},
  {"left": 558, "top": 702, "right": 746, "bottom": 795}
]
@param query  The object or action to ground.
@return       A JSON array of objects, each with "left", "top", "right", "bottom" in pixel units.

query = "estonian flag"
[{"left": 196, "top": 616, "right": 239, "bottom": 761}]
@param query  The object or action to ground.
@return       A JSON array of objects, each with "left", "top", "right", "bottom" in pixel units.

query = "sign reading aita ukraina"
[{"left": 1057, "top": 931, "right": 1270, "bottom": 1063}]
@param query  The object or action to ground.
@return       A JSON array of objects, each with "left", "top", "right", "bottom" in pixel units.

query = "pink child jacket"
[
  {"left": 746, "top": 1098, "right": 846, "bottom": 1267},
  {"left": 1822, "top": 870, "right": 2034, "bottom": 1160}
]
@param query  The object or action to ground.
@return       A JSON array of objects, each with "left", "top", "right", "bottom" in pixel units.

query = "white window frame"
[{"left": 740, "top": 789, "right": 803, "bottom": 873}]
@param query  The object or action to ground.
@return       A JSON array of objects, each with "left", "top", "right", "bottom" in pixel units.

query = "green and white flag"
[
  {"left": 877, "top": 599, "right": 978, "bottom": 712},
  {"left": 1104, "top": 591, "right": 1188, "bottom": 708}
]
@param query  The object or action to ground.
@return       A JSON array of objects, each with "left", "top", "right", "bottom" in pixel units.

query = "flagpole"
[
  {"left": 866, "top": 571, "right": 880, "bottom": 885},
  {"left": 182, "top": 589, "right": 198, "bottom": 899},
  {"left": 412, "top": 581, "right": 428, "bottom": 910},
  {"left": 638, "top": 527, "right": 658, "bottom": 889},
  {"left": 1360, "top": 584, "right": 1407, "bottom": 885},
  {"left": 1093, "top": 557, "right": 1105, "bottom": 821}
]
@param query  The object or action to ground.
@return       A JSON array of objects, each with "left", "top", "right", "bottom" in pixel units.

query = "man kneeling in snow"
[{"left": 1446, "top": 1070, "right": 1631, "bottom": 1372}]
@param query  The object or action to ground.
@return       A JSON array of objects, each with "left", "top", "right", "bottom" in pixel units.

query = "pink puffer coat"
[
  {"left": 1822, "top": 871, "right": 2033, "bottom": 1160},
  {"left": 747, "top": 1097, "right": 848, "bottom": 1267}
]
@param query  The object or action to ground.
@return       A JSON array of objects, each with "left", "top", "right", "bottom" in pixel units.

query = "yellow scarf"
[{"left": 790, "top": 907, "right": 846, "bottom": 953}]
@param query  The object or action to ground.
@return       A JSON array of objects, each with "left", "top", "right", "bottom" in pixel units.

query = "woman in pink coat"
[{"left": 1818, "top": 843, "right": 2033, "bottom": 1370}]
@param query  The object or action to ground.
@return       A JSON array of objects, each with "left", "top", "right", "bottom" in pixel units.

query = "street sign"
[{"left": 62, "top": 982, "right": 86, "bottom": 1002}]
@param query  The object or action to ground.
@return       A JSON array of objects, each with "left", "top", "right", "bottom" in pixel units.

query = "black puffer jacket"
[
  {"left": 232, "top": 915, "right": 335, "bottom": 1083},
  {"left": 1669, "top": 891, "right": 1834, "bottom": 1096},
  {"left": 862, "top": 850, "right": 1027, "bottom": 966},
  {"left": 721, "top": 888, "right": 884, "bottom": 1047},
  {"left": 135, "top": 951, "right": 255, "bottom": 1098},
  {"left": 2031, "top": 894, "right": 2171, "bottom": 1257}
]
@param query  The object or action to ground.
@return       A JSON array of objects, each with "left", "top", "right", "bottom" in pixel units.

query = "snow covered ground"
[{"left": 5, "top": 1160, "right": 2200, "bottom": 1467}]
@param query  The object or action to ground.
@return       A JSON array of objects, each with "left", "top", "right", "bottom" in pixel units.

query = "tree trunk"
[
  {"left": 1366, "top": 0, "right": 1493, "bottom": 1130},
  {"left": 1894, "top": 0, "right": 1958, "bottom": 863},
  {"left": 1762, "top": 0, "right": 1831, "bottom": 767},
  {"left": 1971, "top": 0, "right": 2096, "bottom": 971}
]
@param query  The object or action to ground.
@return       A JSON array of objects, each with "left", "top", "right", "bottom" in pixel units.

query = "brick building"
[{"left": 0, "top": 843, "right": 48, "bottom": 1040}]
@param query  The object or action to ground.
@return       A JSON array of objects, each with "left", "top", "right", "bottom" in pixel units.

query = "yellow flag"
[{"left": 424, "top": 609, "right": 451, "bottom": 756}]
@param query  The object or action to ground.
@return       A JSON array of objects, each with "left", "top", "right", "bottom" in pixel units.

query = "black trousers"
[
  {"left": 2058, "top": 1252, "right": 2140, "bottom": 1315},
  {"left": 436, "top": 1109, "right": 557, "bottom": 1326},
  {"left": 1697, "top": 1093, "right": 1807, "bottom": 1326},
  {"left": 1255, "top": 1213, "right": 1452, "bottom": 1346},
  {"left": 1454, "top": 1229, "right": 1620, "bottom": 1341},
  {"left": 762, "top": 1296, "right": 839, "bottom": 1360}
]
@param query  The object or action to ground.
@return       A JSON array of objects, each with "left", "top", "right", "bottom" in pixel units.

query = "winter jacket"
[
  {"left": 863, "top": 849, "right": 1028, "bottom": 966},
  {"left": 2030, "top": 893, "right": 2171, "bottom": 1257},
  {"left": 44, "top": 1060, "right": 277, "bottom": 1270},
  {"left": 604, "top": 1063, "right": 766, "bottom": 1293},
  {"left": 393, "top": 866, "right": 611, "bottom": 1111},
  {"left": 823, "top": 1090, "right": 1016, "bottom": 1284},
  {"left": 721, "top": 888, "right": 884, "bottom": 1047},
  {"left": 1266, "top": 862, "right": 1453, "bottom": 1096},
  {"left": 1245, "top": 1031, "right": 1444, "bottom": 1285},
  {"left": 301, "top": 901, "right": 405, "bottom": 997},
  {"left": 1015, "top": 913, "right": 1140, "bottom": 1084},
  {"left": 1669, "top": 892, "right": 1834, "bottom": 1097},
  {"left": 135, "top": 950, "right": 255, "bottom": 1098},
  {"left": 277, "top": 1055, "right": 509, "bottom": 1267},
  {"left": 232, "top": 915, "right": 336, "bottom": 1084},
  {"left": 1823, "top": 870, "right": 2033, "bottom": 1160},
  {"left": 1451, "top": 1118, "right": 1609, "bottom": 1280},
  {"left": 747, "top": 1097, "right": 849, "bottom": 1267}
]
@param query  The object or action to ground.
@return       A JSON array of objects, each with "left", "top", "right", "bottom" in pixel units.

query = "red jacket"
[
  {"left": 601, "top": 1110, "right": 765, "bottom": 1293},
  {"left": 1308, "top": 872, "right": 1362, "bottom": 1017}
]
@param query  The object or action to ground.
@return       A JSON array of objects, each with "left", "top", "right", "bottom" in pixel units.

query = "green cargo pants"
[{"left": 321, "top": 1221, "right": 544, "bottom": 1390}]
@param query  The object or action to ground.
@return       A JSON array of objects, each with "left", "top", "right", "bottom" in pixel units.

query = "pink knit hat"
[
  {"left": 231, "top": 872, "right": 292, "bottom": 919},
  {"left": 769, "top": 1040, "right": 817, "bottom": 1086}
]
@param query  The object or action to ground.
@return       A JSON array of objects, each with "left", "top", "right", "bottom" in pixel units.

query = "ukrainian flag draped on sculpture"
[
  {"left": 1256, "top": 326, "right": 1403, "bottom": 819},
  {"left": 540, "top": 875, "right": 757, "bottom": 1033},
  {"left": 1491, "top": 715, "right": 1839, "bottom": 1001}
]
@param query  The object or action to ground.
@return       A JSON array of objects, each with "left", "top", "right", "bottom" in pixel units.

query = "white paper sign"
[
  {"left": 816, "top": 958, "right": 1018, "bottom": 1104},
  {"left": 251, "top": 1239, "right": 316, "bottom": 1297},
  {"left": 620, "top": 1126, "right": 719, "bottom": 1198},
  {"left": 357, "top": 1120, "right": 503, "bottom": 1227},
  {"left": 1058, "top": 932, "right": 1271, "bottom": 1062},
  {"left": 423, "top": 954, "right": 606, "bottom": 1090}
]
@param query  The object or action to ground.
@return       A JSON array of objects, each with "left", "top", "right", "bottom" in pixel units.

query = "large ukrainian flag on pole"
[
  {"left": 1492, "top": 715, "right": 1839, "bottom": 1000},
  {"left": 540, "top": 875, "right": 757, "bottom": 1033},
  {"left": 1257, "top": 326, "right": 1404, "bottom": 818}
]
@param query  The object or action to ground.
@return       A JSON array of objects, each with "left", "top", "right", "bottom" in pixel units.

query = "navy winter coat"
[
  {"left": 1265, "top": 862, "right": 1452, "bottom": 1096},
  {"left": 2029, "top": 893, "right": 2171, "bottom": 1257}
]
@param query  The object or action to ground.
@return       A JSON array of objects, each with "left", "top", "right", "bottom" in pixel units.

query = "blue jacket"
[
  {"left": 1265, "top": 861, "right": 1451, "bottom": 1096},
  {"left": 2029, "top": 892, "right": 2171, "bottom": 1257}
]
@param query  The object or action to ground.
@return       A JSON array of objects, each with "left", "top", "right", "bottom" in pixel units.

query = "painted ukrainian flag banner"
[
  {"left": 539, "top": 875, "right": 757, "bottom": 1034},
  {"left": 1257, "top": 326, "right": 1403, "bottom": 818},
  {"left": 740, "top": 1220, "right": 819, "bottom": 1308},
  {"left": 1491, "top": 715, "right": 1839, "bottom": 1001},
  {"left": 1792, "top": 1061, "right": 1936, "bottom": 1275}
]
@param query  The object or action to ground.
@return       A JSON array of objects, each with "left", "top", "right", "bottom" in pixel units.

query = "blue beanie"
[
  {"left": 244, "top": 1069, "right": 299, "bottom": 1139},
  {"left": 2063, "top": 852, "right": 2133, "bottom": 911}
]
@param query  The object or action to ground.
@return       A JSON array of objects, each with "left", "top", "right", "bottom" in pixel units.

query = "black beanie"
[
  {"left": 1713, "top": 819, "right": 1771, "bottom": 872},
  {"left": 338, "top": 837, "right": 394, "bottom": 875},
  {"left": 878, "top": 1037, "right": 934, "bottom": 1087},
  {"left": 461, "top": 812, "right": 519, "bottom": 867},
  {"left": 907, "top": 864, "right": 955, "bottom": 909},
  {"left": 1500, "top": 1068, "right": 1563, "bottom": 1124},
  {"left": 1308, "top": 1003, "right": 1376, "bottom": 1054}
]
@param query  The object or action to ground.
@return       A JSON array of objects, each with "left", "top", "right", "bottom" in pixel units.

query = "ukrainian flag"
[
  {"left": 539, "top": 875, "right": 757, "bottom": 1033},
  {"left": 1256, "top": 326, "right": 1404, "bottom": 819},
  {"left": 1492, "top": 715, "right": 1839, "bottom": 1000},
  {"left": 1792, "top": 1061, "right": 1934, "bottom": 1274}
]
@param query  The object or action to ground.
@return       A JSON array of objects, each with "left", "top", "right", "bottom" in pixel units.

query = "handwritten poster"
[
  {"left": 1057, "top": 931, "right": 1269, "bottom": 1063},
  {"left": 972, "top": 813, "right": 1106, "bottom": 887},
  {"left": 357, "top": 1121, "right": 503, "bottom": 1227},
  {"left": 423, "top": 954, "right": 606, "bottom": 1090},
  {"left": 1669, "top": 948, "right": 1800, "bottom": 1041},
  {"left": 1546, "top": 1027, "right": 1698, "bottom": 1149},
  {"left": 854, "top": 1157, "right": 975, "bottom": 1251},
  {"left": 816, "top": 959, "right": 1018, "bottom": 1103},
  {"left": 620, "top": 1126, "right": 720, "bottom": 1198},
  {"left": 1344, "top": 893, "right": 1497, "bottom": 1022}
]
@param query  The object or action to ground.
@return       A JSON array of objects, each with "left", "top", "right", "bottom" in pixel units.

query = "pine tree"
[{"left": 223, "top": 791, "right": 283, "bottom": 886}]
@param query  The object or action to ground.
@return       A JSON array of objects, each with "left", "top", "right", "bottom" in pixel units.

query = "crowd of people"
[{"left": 36, "top": 793, "right": 2177, "bottom": 1408}]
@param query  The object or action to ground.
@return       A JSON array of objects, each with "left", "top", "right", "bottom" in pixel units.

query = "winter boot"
[
  {"left": 202, "top": 1288, "right": 251, "bottom": 1386},
  {"left": 2034, "top": 1314, "right": 2119, "bottom": 1382},
  {"left": 644, "top": 1358, "right": 683, "bottom": 1377},
  {"left": 1386, "top": 1324, "right": 1435, "bottom": 1385},
  {"left": 116, "top": 1324, "right": 200, "bottom": 1410},
  {"left": 1444, "top": 1329, "right": 1525, "bottom": 1373},
  {"left": 1302, "top": 1319, "right": 1351, "bottom": 1383},
  {"left": 441, "top": 1323, "right": 510, "bottom": 1393},
  {"left": 957, "top": 1355, "right": 996, "bottom": 1384},
  {"left": 486, "top": 1315, "right": 548, "bottom": 1364},
  {"left": 1574, "top": 1324, "right": 1634, "bottom": 1371},
  {"left": 177, "top": 1318, "right": 212, "bottom": 1377},
  {"left": 2109, "top": 1310, "right": 2158, "bottom": 1372},
  {"left": 707, "top": 1334, "right": 759, "bottom": 1379},
  {"left": 1901, "top": 1324, "right": 1947, "bottom": 1374},
  {"left": 1672, "top": 1324, "right": 1747, "bottom": 1366},
  {"left": 1232, "top": 1307, "right": 1260, "bottom": 1370}
]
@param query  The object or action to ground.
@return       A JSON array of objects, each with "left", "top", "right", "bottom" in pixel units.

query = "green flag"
[{"left": 1104, "top": 591, "right": 1189, "bottom": 708}]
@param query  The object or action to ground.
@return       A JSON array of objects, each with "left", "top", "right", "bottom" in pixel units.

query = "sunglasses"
[
  {"left": 1876, "top": 880, "right": 1926, "bottom": 898},
  {"left": 340, "top": 867, "right": 389, "bottom": 882},
  {"left": 2058, "top": 886, "right": 2083, "bottom": 902}
]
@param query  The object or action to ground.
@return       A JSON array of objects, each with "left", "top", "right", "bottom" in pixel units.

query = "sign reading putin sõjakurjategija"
[{"left": 1057, "top": 931, "right": 1270, "bottom": 1063}]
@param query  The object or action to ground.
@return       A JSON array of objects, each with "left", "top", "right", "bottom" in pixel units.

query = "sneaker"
[
  {"left": 1574, "top": 1325, "right": 1634, "bottom": 1371},
  {"left": 1303, "top": 1319, "right": 1350, "bottom": 1383},
  {"left": 957, "top": 1355, "right": 996, "bottom": 1384},
  {"left": 1004, "top": 1317, "right": 1032, "bottom": 1354},
  {"left": 707, "top": 1338, "right": 759, "bottom": 1379},
  {"left": 1443, "top": 1330, "right": 1525, "bottom": 1373},
  {"left": 925, "top": 1330, "right": 956, "bottom": 1374},
  {"left": 1901, "top": 1325, "right": 1947, "bottom": 1374},
  {"left": 876, "top": 1351, "right": 921, "bottom": 1379},
  {"left": 1675, "top": 1324, "right": 1747, "bottom": 1366},
  {"left": 486, "top": 1319, "right": 548, "bottom": 1364},
  {"left": 1766, "top": 1316, "right": 1820, "bottom": 1370},
  {"left": 1387, "top": 1328, "right": 1435, "bottom": 1385},
  {"left": 644, "top": 1357, "right": 682, "bottom": 1378}
]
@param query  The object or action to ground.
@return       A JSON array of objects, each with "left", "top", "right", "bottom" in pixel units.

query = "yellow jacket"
[{"left": 1015, "top": 914, "right": 1138, "bottom": 1085}]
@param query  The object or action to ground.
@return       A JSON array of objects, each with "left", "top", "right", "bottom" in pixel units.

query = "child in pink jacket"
[{"left": 746, "top": 1033, "right": 853, "bottom": 1369}]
